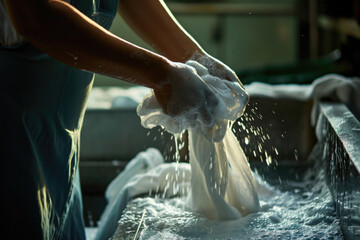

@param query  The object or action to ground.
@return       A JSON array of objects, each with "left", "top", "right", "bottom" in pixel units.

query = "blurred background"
[{"left": 93, "top": 0, "right": 360, "bottom": 87}]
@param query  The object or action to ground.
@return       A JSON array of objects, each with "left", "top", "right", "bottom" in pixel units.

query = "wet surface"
[
  {"left": 113, "top": 162, "right": 342, "bottom": 240},
  {"left": 319, "top": 103, "right": 360, "bottom": 239}
]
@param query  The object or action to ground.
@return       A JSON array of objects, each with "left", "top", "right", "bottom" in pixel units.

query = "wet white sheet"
[{"left": 137, "top": 60, "right": 260, "bottom": 220}]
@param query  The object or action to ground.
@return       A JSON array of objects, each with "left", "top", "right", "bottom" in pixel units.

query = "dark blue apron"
[{"left": 0, "top": 0, "right": 117, "bottom": 239}]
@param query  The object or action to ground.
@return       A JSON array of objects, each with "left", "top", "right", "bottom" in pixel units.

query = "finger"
[
  {"left": 154, "top": 89, "right": 171, "bottom": 114},
  {"left": 226, "top": 70, "right": 243, "bottom": 86}
]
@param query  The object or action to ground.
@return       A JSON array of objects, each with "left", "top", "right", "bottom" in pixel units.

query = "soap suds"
[{"left": 137, "top": 61, "right": 259, "bottom": 220}]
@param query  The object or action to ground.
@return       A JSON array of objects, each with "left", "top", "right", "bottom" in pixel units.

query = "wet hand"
[
  {"left": 190, "top": 51, "right": 245, "bottom": 88},
  {"left": 154, "top": 62, "right": 219, "bottom": 128}
]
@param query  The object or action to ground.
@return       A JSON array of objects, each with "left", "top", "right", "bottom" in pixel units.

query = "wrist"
[
  {"left": 127, "top": 48, "right": 174, "bottom": 92},
  {"left": 184, "top": 48, "right": 206, "bottom": 62},
  {"left": 188, "top": 49, "right": 207, "bottom": 62},
  {"left": 150, "top": 55, "right": 174, "bottom": 93}
]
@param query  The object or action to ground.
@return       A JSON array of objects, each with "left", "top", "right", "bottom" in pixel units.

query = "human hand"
[
  {"left": 154, "top": 62, "right": 219, "bottom": 128},
  {"left": 190, "top": 51, "right": 245, "bottom": 88}
]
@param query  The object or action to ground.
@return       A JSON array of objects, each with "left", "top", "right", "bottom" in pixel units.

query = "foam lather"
[{"left": 137, "top": 60, "right": 259, "bottom": 220}]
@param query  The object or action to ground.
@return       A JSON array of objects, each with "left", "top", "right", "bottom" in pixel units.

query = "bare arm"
[
  {"left": 4, "top": 0, "right": 220, "bottom": 119},
  {"left": 4, "top": 0, "right": 171, "bottom": 91},
  {"left": 117, "top": 0, "right": 245, "bottom": 85},
  {"left": 117, "top": 0, "right": 205, "bottom": 62}
]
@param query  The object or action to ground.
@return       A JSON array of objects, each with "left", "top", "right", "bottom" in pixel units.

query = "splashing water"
[
  {"left": 130, "top": 63, "right": 343, "bottom": 239},
  {"left": 118, "top": 106, "right": 341, "bottom": 238},
  {"left": 233, "top": 109, "right": 280, "bottom": 167},
  {"left": 118, "top": 102, "right": 344, "bottom": 239}
]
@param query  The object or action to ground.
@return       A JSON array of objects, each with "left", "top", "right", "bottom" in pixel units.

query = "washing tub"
[{"left": 80, "top": 84, "right": 360, "bottom": 239}]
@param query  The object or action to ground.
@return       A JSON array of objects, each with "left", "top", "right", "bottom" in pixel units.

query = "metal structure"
[{"left": 319, "top": 103, "right": 360, "bottom": 239}]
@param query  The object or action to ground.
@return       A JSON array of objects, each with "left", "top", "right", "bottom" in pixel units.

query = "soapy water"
[
  {"left": 128, "top": 61, "right": 342, "bottom": 239},
  {"left": 109, "top": 120, "right": 341, "bottom": 238},
  {"left": 113, "top": 164, "right": 342, "bottom": 240},
  {"left": 137, "top": 60, "right": 259, "bottom": 221}
]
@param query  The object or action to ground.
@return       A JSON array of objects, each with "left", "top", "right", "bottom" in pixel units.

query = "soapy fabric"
[
  {"left": 137, "top": 61, "right": 260, "bottom": 220},
  {"left": 95, "top": 73, "right": 358, "bottom": 238},
  {"left": 245, "top": 74, "right": 360, "bottom": 125},
  {"left": 95, "top": 148, "right": 193, "bottom": 240}
]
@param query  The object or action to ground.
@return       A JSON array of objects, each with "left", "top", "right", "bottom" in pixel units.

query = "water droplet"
[{"left": 274, "top": 148, "right": 279, "bottom": 155}]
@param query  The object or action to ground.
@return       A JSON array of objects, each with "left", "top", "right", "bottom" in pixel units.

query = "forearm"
[
  {"left": 118, "top": 0, "right": 205, "bottom": 62},
  {"left": 4, "top": 0, "right": 171, "bottom": 90}
]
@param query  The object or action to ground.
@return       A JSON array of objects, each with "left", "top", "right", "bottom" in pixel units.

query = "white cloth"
[
  {"left": 246, "top": 73, "right": 360, "bottom": 171},
  {"left": 137, "top": 61, "right": 260, "bottom": 220},
  {"left": 95, "top": 73, "right": 359, "bottom": 238},
  {"left": 104, "top": 148, "right": 164, "bottom": 202},
  {"left": 137, "top": 60, "right": 249, "bottom": 142},
  {"left": 95, "top": 148, "right": 191, "bottom": 240},
  {"left": 245, "top": 74, "right": 360, "bottom": 125}
]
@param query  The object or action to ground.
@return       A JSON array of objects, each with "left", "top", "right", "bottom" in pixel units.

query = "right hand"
[{"left": 154, "top": 62, "right": 218, "bottom": 128}]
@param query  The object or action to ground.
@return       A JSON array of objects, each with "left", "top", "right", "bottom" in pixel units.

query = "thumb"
[{"left": 154, "top": 87, "right": 171, "bottom": 114}]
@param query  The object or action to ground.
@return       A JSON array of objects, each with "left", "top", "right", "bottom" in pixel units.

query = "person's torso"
[{"left": 0, "top": 0, "right": 118, "bottom": 239}]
